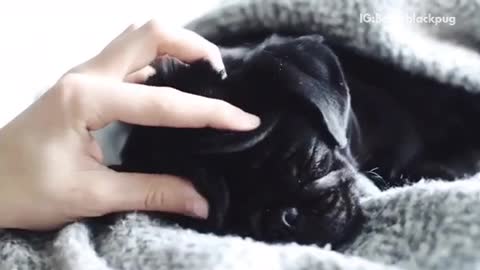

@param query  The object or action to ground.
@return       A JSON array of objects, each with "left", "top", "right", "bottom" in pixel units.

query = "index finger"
[
  {"left": 80, "top": 20, "right": 225, "bottom": 79},
  {"left": 73, "top": 75, "right": 260, "bottom": 131}
]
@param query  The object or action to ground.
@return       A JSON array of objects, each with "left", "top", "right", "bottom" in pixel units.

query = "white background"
[{"left": 0, "top": 0, "right": 221, "bottom": 127}]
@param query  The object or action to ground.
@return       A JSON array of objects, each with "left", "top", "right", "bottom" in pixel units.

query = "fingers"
[
  {"left": 81, "top": 20, "right": 225, "bottom": 79},
  {"left": 74, "top": 75, "right": 260, "bottom": 131},
  {"left": 120, "top": 23, "right": 138, "bottom": 34},
  {"left": 84, "top": 170, "right": 209, "bottom": 218},
  {"left": 124, "top": 66, "right": 156, "bottom": 83}
]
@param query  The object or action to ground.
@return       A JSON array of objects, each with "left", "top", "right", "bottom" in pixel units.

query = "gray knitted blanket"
[{"left": 2, "top": 0, "right": 480, "bottom": 269}]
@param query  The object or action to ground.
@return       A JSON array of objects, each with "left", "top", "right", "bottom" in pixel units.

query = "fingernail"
[
  {"left": 218, "top": 69, "right": 228, "bottom": 80},
  {"left": 187, "top": 198, "right": 209, "bottom": 219},
  {"left": 237, "top": 113, "right": 261, "bottom": 130},
  {"left": 210, "top": 58, "right": 226, "bottom": 77}
]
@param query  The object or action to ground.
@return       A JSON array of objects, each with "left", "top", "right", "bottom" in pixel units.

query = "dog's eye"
[{"left": 309, "top": 151, "right": 333, "bottom": 180}]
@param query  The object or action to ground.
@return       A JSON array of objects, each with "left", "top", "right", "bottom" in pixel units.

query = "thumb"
[{"left": 91, "top": 170, "right": 209, "bottom": 219}]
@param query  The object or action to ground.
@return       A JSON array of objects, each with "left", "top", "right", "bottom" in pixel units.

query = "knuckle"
[
  {"left": 126, "top": 23, "right": 137, "bottom": 32},
  {"left": 144, "top": 188, "right": 167, "bottom": 210},
  {"left": 144, "top": 19, "right": 168, "bottom": 39},
  {"left": 55, "top": 73, "right": 84, "bottom": 94},
  {"left": 52, "top": 73, "right": 89, "bottom": 114}
]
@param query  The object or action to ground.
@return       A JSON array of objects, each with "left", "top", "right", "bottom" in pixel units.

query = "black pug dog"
[{"left": 110, "top": 34, "right": 480, "bottom": 248}]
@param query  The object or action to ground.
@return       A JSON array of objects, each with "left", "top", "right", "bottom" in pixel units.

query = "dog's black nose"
[
  {"left": 281, "top": 207, "right": 298, "bottom": 228},
  {"left": 251, "top": 206, "right": 300, "bottom": 242}
]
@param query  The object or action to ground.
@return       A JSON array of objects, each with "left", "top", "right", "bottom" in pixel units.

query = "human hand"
[{"left": 0, "top": 21, "right": 260, "bottom": 230}]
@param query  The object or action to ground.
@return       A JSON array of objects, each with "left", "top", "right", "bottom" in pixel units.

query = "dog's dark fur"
[{"left": 111, "top": 35, "right": 480, "bottom": 248}]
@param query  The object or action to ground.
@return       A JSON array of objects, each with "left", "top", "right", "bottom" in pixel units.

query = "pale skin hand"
[{"left": 0, "top": 21, "right": 260, "bottom": 230}]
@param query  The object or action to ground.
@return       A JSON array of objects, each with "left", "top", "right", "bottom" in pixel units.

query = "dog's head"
[{"left": 117, "top": 35, "right": 364, "bottom": 247}]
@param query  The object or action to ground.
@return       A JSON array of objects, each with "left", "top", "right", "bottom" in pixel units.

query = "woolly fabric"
[
  {"left": 2, "top": 0, "right": 480, "bottom": 269},
  {"left": 186, "top": 0, "right": 480, "bottom": 93}
]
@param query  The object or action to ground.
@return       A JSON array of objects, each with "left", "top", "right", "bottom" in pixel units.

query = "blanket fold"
[
  {"left": 187, "top": 0, "right": 480, "bottom": 93},
  {"left": 2, "top": 1, "right": 480, "bottom": 269}
]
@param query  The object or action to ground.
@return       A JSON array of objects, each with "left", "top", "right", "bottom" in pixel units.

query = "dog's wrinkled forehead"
[
  {"left": 236, "top": 35, "right": 350, "bottom": 148},
  {"left": 146, "top": 34, "right": 351, "bottom": 152}
]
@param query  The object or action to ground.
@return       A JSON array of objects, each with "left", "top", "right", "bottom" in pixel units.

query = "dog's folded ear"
[
  {"left": 141, "top": 34, "right": 351, "bottom": 153},
  {"left": 242, "top": 35, "right": 351, "bottom": 149},
  {"left": 143, "top": 57, "right": 284, "bottom": 155}
]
